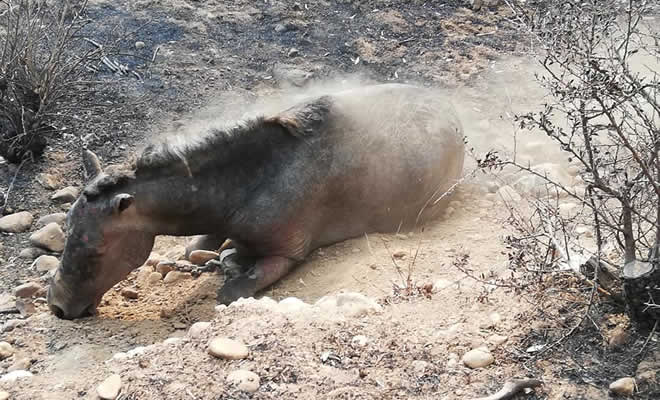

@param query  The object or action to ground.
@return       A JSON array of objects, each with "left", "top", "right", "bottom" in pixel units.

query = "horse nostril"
[{"left": 49, "top": 304, "right": 65, "bottom": 319}]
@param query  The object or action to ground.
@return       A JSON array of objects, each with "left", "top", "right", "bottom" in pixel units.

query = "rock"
[
  {"left": 208, "top": 337, "right": 249, "bottom": 360},
  {"left": 188, "top": 250, "right": 219, "bottom": 266},
  {"left": 50, "top": 186, "right": 78, "bottom": 204},
  {"left": 146, "top": 253, "right": 164, "bottom": 266},
  {"left": 351, "top": 335, "right": 368, "bottom": 347},
  {"left": 188, "top": 321, "right": 211, "bottom": 339},
  {"left": 135, "top": 41, "right": 146, "bottom": 49},
  {"left": 18, "top": 247, "right": 48, "bottom": 260},
  {"left": 226, "top": 370, "right": 260, "bottom": 393},
  {"left": 8, "top": 357, "right": 31, "bottom": 372},
  {"left": 2, "top": 319, "right": 25, "bottom": 333},
  {"left": 274, "top": 23, "right": 289, "bottom": 33},
  {"left": 37, "top": 212, "right": 66, "bottom": 227},
  {"left": 36, "top": 173, "right": 58, "bottom": 190},
  {"left": 155, "top": 261, "right": 175, "bottom": 276},
  {"left": 411, "top": 360, "right": 430, "bottom": 375},
  {"left": 16, "top": 298, "right": 36, "bottom": 317},
  {"left": 0, "top": 342, "right": 14, "bottom": 359},
  {"left": 392, "top": 250, "right": 407, "bottom": 259},
  {"left": 121, "top": 288, "right": 139, "bottom": 300},
  {"left": 609, "top": 377, "right": 635, "bottom": 396},
  {"left": 163, "top": 270, "right": 187, "bottom": 284},
  {"left": 287, "top": 47, "right": 300, "bottom": 57},
  {"left": 13, "top": 282, "right": 42, "bottom": 298},
  {"left": 97, "top": 374, "right": 122, "bottom": 399},
  {"left": 147, "top": 272, "right": 163, "bottom": 285},
  {"left": 136, "top": 265, "right": 153, "bottom": 283},
  {"left": 0, "top": 391, "right": 9, "bottom": 400},
  {"left": 32, "top": 255, "right": 59, "bottom": 272},
  {"left": 497, "top": 185, "right": 522, "bottom": 202},
  {"left": 471, "top": 0, "right": 483, "bottom": 10},
  {"left": 487, "top": 334, "right": 509, "bottom": 347},
  {"left": 462, "top": 348, "right": 494, "bottom": 368},
  {"left": 164, "top": 337, "right": 183, "bottom": 345},
  {"left": 0, "top": 211, "right": 33, "bottom": 233},
  {"left": 272, "top": 64, "right": 313, "bottom": 87},
  {"left": 29, "top": 223, "right": 65, "bottom": 252},
  {"left": 608, "top": 325, "right": 629, "bottom": 349},
  {"left": 0, "top": 370, "right": 32, "bottom": 382}
]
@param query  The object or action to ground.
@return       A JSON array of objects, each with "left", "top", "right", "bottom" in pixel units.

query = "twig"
[
  {"left": 635, "top": 319, "right": 658, "bottom": 357},
  {"left": 1, "top": 157, "right": 27, "bottom": 214},
  {"left": 471, "top": 379, "right": 543, "bottom": 400},
  {"left": 152, "top": 45, "right": 161, "bottom": 63}
]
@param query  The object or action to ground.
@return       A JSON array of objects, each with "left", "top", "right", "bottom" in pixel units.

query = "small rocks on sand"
[
  {"left": 208, "top": 337, "right": 249, "bottom": 360},
  {"left": 462, "top": 348, "right": 494, "bottom": 368},
  {"left": 188, "top": 322, "right": 211, "bottom": 339},
  {"left": 608, "top": 325, "right": 629, "bottom": 349},
  {"left": 609, "top": 377, "right": 635, "bottom": 396},
  {"left": 32, "top": 255, "right": 59, "bottom": 272},
  {"left": 135, "top": 41, "right": 146, "bottom": 49},
  {"left": 0, "top": 342, "right": 14, "bottom": 359},
  {"left": 156, "top": 261, "right": 175, "bottom": 276},
  {"left": 36, "top": 173, "right": 58, "bottom": 189},
  {"left": 36, "top": 212, "right": 66, "bottom": 227},
  {"left": 351, "top": 335, "right": 368, "bottom": 347},
  {"left": 121, "top": 288, "right": 139, "bottom": 300},
  {"left": 227, "top": 370, "right": 260, "bottom": 393},
  {"left": 51, "top": 186, "right": 79, "bottom": 204},
  {"left": 0, "top": 211, "right": 34, "bottom": 233},
  {"left": 163, "top": 270, "right": 187, "bottom": 284},
  {"left": 13, "top": 282, "right": 42, "bottom": 298},
  {"left": 411, "top": 360, "right": 430, "bottom": 375},
  {"left": 188, "top": 250, "right": 219, "bottom": 266},
  {"left": 287, "top": 47, "right": 300, "bottom": 57},
  {"left": 29, "top": 223, "right": 65, "bottom": 252},
  {"left": 97, "top": 374, "right": 122, "bottom": 400},
  {"left": 0, "top": 370, "right": 33, "bottom": 382},
  {"left": 487, "top": 334, "right": 509, "bottom": 347},
  {"left": 147, "top": 272, "right": 163, "bottom": 285}
]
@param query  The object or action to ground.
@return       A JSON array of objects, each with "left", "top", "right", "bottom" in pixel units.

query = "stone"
[
  {"left": 188, "top": 250, "right": 219, "bottom": 266},
  {"left": 188, "top": 322, "right": 211, "bottom": 339},
  {"left": 227, "top": 370, "right": 260, "bottom": 393},
  {"left": 121, "top": 288, "right": 139, "bottom": 300},
  {"left": 208, "top": 337, "right": 249, "bottom": 360},
  {"left": 0, "top": 370, "right": 32, "bottom": 382},
  {"left": 287, "top": 47, "right": 300, "bottom": 57},
  {"left": 147, "top": 272, "right": 163, "bottom": 285},
  {"left": 609, "top": 377, "right": 635, "bottom": 396},
  {"left": 156, "top": 261, "right": 175, "bottom": 276},
  {"left": 32, "top": 255, "right": 59, "bottom": 272},
  {"left": 487, "top": 334, "right": 509, "bottom": 347},
  {"left": 97, "top": 374, "right": 122, "bottom": 399},
  {"left": 163, "top": 271, "right": 187, "bottom": 284},
  {"left": 411, "top": 360, "right": 430, "bottom": 375},
  {"left": 497, "top": 185, "right": 522, "bottom": 203},
  {"left": 29, "top": 223, "right": 65, "bottom": 252},
  {"left": 51, "top": 186, "right": 78, "bottom": 204},
  {"left": 13, "top": 282, "right": 42, "bottom": 298},
  {"left": 36, "top": 173, "right": 58, "bottom": 189},
  {"left": 0, "top": 211, "right": 33, "bottom": 233},
  {"left": 0, "top": 342, "right": 14, "bottom": 359},
  {"left": 36, "top": 212, "right": 66, "bottom": 227},
  {"left": 608, "top": 325, "right": 629, "bottom": 349},
  {"left": 462, "top": 348, "right": 494, "bottom": 368},
  {"left": 135, "top": 41, "right": 146, "bottom": 49},
  {"left": 471, "top": 0, "right": 483, "bottom": 10},
  {"left": 0, "top": 391, "right": 8, "bottom": 400},
  {"left": 18, "top": 247, "right": 48, "bottom": 260},
  {"left": 393, "top": 250, "right": 407, "bottom": 259},
  {"left": 351, "top": 335, "right": 368, "bottom": 347},
  {"left": 2, "top": 319, "right": 25, "bottom": 333},
  {"left": 136, "top": 265, "right": 153, "bottom": 283},
  {"left": 8, "top": 357, "right": 31, "bottom": 372},
  {"left": 146, "top": 253, "right": 164, "bottom": 266}
]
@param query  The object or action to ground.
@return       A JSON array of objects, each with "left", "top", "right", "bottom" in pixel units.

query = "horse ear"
[
  {"left": 264, "top": 96, "right": 331, "bottom": 138},
  {"left": 82, "top": 149, "right": 103, "bottom": 181}
]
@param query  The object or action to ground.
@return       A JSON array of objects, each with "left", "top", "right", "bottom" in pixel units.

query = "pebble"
[
  {"left": 392, "top": 250, "right": 407, "bottom": 259},
  {"left": 411, "top": 360, "right": 430, "bottom": 375},
  {"left": 287, "top": 47, "right": 300, "bottom": 57},
  {"left": 36, "top": 173, "right": 58, "bottom": 189},
  {"left": 163, "top": 271, "right": 186, "bottom": 284},
  {"left": 188, "top": 322, "right": 211, "bottom": 339},
  {"left": 497, "top": 185, "right": 522, "bottom": 202},
  {"left": 0, "top": 342, "right": 14, "bottom": 359},
  {"left": 147, "top": 272, "right": 163, "bottom": 285},
  {"left": 13, "top": 282, "right": 42, "bottom": 298},
  {"left": 208, "top": 337, "right": 249, "bottom": 360},
  {"left": 446, "top": 353, "right": 459, "bottom": 368},
  {"left": 8, "top": 357, "right": 31, "bottom": 372},
  {"left": 37, "top": 212, "right": 67, "bottom": 227},
  {"left": 609, "top": 377, "right": 635, "bottom": 396},
  {"left": 351, "top": 335, "right": 368, "bottom": 347},
  {"left": 0, "top": 211, "right": 34, "bottom": 233},
  {"left": 0, "top": 391, "right": 8, "bottom": 400},
  {"left": 487, "top": 334, "right": 509, "bottom": 347},
  {"left": 32, "top": 255, "right": 59, "bottom": 272},
  {"left": 121, "top": 288, "right": 139, "bottom": 300},
  {"left": 50, "top": 186, "right": 78, "bottom": 204},
  {"left": 135, "top": 41, "right": 146, "bottom": 49},
  {"left": 29, "top": 223, "right": 65, "bottom": 252},
  {"left": 18, "top": 247, "right": 47, "bottom": 260},
  {"left": 226, "top": 370, "right": 260, "bottom": 393},
  {"left": 156, "top": 261, "right": 175, "bottom": 276},
  {"left": 0, "top": 370, "right": 32, "bottom": 382},
  {"left": 97, "top": 374, "right": 122, "bottom": 399},
  {"left": 188, "top": 250, "right": 219, "bottom": 266},
  {"left": 462, "top": 348, "right": 494, "bottom": 368}
]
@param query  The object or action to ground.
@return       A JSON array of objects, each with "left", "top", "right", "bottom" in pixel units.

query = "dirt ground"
[{"left": 0, "top": 0, "right": 658, "bottom": 399}]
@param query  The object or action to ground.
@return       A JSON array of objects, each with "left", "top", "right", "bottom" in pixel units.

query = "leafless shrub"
[{"left": 500, "top": 0, "right": 659, "bottom": 330}]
